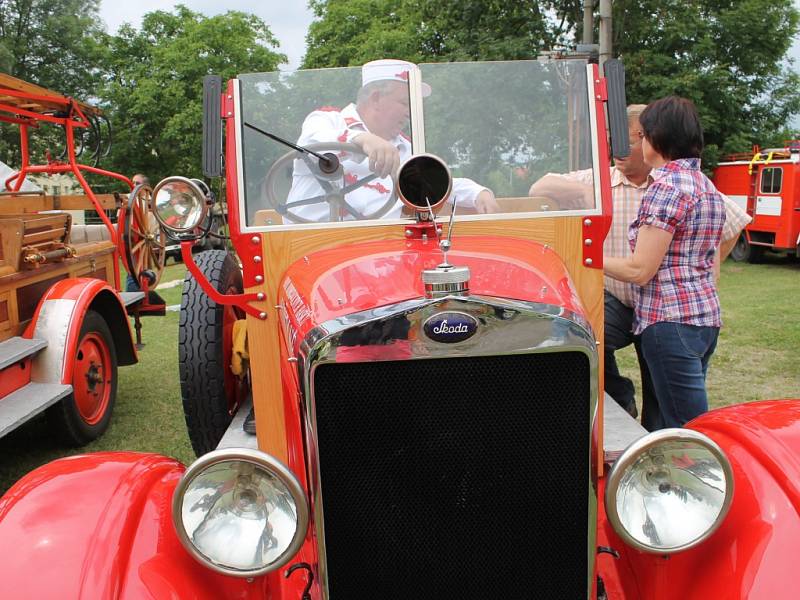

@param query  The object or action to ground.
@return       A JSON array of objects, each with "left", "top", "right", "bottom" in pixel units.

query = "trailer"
[
  {"left": 0, "top": 73, "right": 166, "bottom": 445},
  {"left": 714, "top": 143, "right": 800, "bottom": 262}
]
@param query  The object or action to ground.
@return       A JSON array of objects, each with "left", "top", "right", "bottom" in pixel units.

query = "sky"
[{"left": 98, "top": 1, "right": 315, "bottom": 69}]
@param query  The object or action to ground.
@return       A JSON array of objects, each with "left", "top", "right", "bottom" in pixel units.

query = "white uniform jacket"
[{"left": 286, "top": 103, "right": 487, "bottom": 222}]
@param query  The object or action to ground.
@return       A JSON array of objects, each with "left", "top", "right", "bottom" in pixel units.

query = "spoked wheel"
[
  {"left": 179, "top": 250, "right": 249, "bottom": 456},
  {"left": 122, "top": 184, "right": 166, "bottom": 287},
  {"left": 48, "top": 310, "right": 118, "bottom": 446}
]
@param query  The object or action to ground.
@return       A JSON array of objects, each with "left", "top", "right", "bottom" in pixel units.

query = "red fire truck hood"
[{"left": 279, "top": 235, "right": 586, "bottom": 338}]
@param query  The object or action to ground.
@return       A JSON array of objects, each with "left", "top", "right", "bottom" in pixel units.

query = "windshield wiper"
[{"left": 244, "top": 121, "right": 340, "bottom": 174}]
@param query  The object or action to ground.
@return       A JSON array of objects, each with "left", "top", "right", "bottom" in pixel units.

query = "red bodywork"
[
  {"left": 714, "top": 150, "right": 800, "bottom": 253},
  {"left": 2, "top": 69, "right": 799, "bottom": 599},
  {"left": 277, "top": 236, "right": 586, "bottom": 349},
  {"left": 2, "top": 401, "right": 799, "bottom": 598},
  {"left": 598, "top": 401, "right": 800, "bottom": 599}
]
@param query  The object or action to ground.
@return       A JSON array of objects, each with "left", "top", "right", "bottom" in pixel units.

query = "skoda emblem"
[{"left": 423, "top": 312, "right": 478, "bottom": 343}]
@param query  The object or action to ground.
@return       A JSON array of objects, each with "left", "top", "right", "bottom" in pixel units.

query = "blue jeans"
[
  {"left": 604, "top": 292, "right": 658, "bottom": 429},
  {"left": 640, "top": 322, "right": 719, "bottom": 428},
  {"left": 125, "top": 273, "right": 140, "bottom": 292}
]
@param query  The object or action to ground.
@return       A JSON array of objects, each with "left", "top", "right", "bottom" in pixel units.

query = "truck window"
[{"left": 760, "top": 167, "right": 782, "bottom": 194}]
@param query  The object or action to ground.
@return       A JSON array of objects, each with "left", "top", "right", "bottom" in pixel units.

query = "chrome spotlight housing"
[
  {"left": 605, "top": 428, "right": 734, "bottom": 554},
  {"left": 152, "top": 176, "right": 208, "bottom": 233},
  {"left": 172, "top": 448, "right": 309, "bottom": 577}
]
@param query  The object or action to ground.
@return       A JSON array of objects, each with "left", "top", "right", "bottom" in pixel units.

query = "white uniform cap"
[{"left": 361, "top": 59, "right": 431, "bottom": 97}]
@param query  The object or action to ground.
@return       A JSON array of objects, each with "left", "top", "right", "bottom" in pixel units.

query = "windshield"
[{"left": 238, "top": 60, "right": 597, "bottom": 228}]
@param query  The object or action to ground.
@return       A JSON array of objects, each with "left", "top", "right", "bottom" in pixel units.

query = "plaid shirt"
[{"left": 629, "top": 158, "right": 725, "bottom": 334}]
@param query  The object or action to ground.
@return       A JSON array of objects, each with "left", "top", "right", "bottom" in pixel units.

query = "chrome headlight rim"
[
  {"left": 605, "top": 428, "right": 734, "bottom": 555},
  {"left": 172, "top": 447, "right": 309, "bottom": 577},
  {"left": 152, "top": 175, "right": 208, "bottom": 233}
]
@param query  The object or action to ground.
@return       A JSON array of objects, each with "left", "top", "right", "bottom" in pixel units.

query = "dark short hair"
[{"left": 639, "top": 96, "right": 704, "bottom": 160}]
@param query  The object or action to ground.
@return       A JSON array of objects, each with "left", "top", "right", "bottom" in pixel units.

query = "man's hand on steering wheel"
[{"left": 352, "top": 132, "right": 401, "bottom": 178}]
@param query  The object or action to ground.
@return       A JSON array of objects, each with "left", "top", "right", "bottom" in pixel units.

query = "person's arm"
[
  {"left": 351, "top": 132, "right": 400, "bottom": 178},
  {"left": 713, "top": 247, "right": 721, "bottom": 283},
  {"left": 450, "top": 178, "right": 499, "bottom": 213},
  {"left": 719, "top": 235, "right": 738, "bottom": 263},
  {"left": 604, "top": 225, "right": 673, "bottom": 286},
  {"left": 528, "top": 173, "right": 593, "bottom": 209}
]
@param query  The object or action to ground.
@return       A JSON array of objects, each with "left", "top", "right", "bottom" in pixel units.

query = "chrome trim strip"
[
  {"left": 296, "top": 294, "right": 599, "bottom": 598},
  {"left": 408, "top": 64, "right": 425, "bottom": 154},
  {"left": 171, "top": 447, "right": 310, "bottom": 578},
  {"left": 587, "top": 63, "right": 603, "bottom": 213}
]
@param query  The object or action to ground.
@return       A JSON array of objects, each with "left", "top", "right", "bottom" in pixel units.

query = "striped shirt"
[{"left": 628, "top": 158, "right": 725, "bottom": 334}]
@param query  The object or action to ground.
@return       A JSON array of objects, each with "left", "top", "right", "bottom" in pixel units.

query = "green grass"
[
  {"left": 0, "top": 255, "right": 797, "bottom": 493},
  {"left": 0, "top": 261, "right": 192, "bottom": 492},
  {"left": 615, "top": 253, "right": 800, "bottom": 411}
]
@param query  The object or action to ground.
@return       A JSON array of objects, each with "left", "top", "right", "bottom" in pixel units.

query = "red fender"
[
  {"left": 0, "top": 452, "right": 275, "bottom": 600},
  {"left": 598, "top": 399, "right": 800, "bottom": 599},
  {"left": 24, "top": 278, "right": 137, "bottom": 385}
]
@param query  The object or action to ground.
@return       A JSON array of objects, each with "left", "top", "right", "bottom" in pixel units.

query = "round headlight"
[
  {"left": 152, "top": 176, "right": 208, "bottom": 232},
  {"left": 605, "top": 428, "right": 734, "bottom": 554},
  {"left": 172, "top": 448, "right": 309, "bottom": 577}
]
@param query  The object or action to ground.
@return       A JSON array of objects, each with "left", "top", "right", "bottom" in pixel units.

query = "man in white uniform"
[{"left": 287, "top": 59, "right": 499, "bottom": 222}]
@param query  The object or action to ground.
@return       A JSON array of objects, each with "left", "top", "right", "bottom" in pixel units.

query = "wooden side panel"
[
  {"left": 247, "top": 217, "right": 604, "bottom": 464},
  {"left": 0, "top": 247, "right": 116, "bottom": 342},
  {"left": 0, "top": 194, "right": 118, "bottom": 214}
]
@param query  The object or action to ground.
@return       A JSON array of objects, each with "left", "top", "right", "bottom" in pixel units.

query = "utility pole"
[
  {"left": 599, "top": 0, "right": 613, "bottom": 73},
  {"left": 582, "top": 0, "right": 594, "bottom": 45}
]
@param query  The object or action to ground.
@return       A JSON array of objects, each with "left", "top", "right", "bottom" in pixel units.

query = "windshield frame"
[{"left": 232, "top": 61, "right": 605, "bottom": 233}]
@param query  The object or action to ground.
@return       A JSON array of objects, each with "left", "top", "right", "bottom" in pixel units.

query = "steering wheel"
[
  {"left": 121, "top": 184, "right": 166, "bottom": 287},
  {"left": 262, "top": 142, "right": 398, "bottom": 223}
]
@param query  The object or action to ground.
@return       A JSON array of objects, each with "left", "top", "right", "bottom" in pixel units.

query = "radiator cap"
[{"left": 422, "top": 264, "right": 470, "bottom": 298}]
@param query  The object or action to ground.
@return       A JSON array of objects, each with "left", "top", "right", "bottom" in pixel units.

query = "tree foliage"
[
  {"left": 98, "top": 6, "right": 285, "bottom": 184},
  {"left": 612, "top": 0, "right": 800, "bottom": 163},
  {"left": 304, "top": 0, "right": 800, "bottom": 163},
  {"left": 0, "top": 4, "right": 285, "bottom": 187},
  {"left": 0, "top": 0, "right": 106, "bottom": 165}
]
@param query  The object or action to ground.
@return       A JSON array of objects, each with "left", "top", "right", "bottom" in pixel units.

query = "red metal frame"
[
  {"left": 222, "top": 80, "right": 267, "bottom": 289},
  {"left": 180, "top": 241, "right": 264, "bottom": 318},
  {"left": 584, "top": 64, "right": 613, "bottom": 269},
  {"left": 0, "top": 88, "right": 133, "bottom": 289}
]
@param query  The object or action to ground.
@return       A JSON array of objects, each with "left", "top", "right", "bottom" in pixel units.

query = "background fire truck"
[{"left": 714, "top": 143, "right": 800, "bottom": 262}]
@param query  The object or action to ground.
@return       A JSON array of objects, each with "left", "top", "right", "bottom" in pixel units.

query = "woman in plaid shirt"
[{"left": 605, "top": 96, "right": 726, "bottom": 429}]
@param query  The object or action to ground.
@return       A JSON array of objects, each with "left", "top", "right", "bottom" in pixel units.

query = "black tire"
[
  {"left": 48, "top": 310, "right": 118, "bottom": 446},
  {"left": 179, "top": 250, "right": 244, "bottom": 456},
  {"left": 729, "top": 234, "right": 764, "bottom": 263}
]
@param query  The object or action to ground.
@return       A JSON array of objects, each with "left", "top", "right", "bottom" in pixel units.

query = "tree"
[
  {"left": 0, "top": 0, "right": 106, "bottom": 166},
  {"left": 303, "top": 0, "right": 800, "bottom": 163},
  {"left": 611, "top": 0, "right": 800, "bottom": 164},
  {"left": 303, "top": 0, "right": 561, "bottom": 68},
  {"left": 98, "top": 6, "right": 286, "bottom": 184}
]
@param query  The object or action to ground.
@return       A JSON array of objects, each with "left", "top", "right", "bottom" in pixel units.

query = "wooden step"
[
  {"left": 0, "top": 382, "right": 72, "bottom": 438},
  {"left": 0, "top": 337, "right": 47, "bottom": 371}
]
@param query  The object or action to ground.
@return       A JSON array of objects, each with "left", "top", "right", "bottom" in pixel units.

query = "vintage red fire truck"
[
  {"left": 714, "top": 143, "right": 800, "bottom": 262},
  {"left": 0, "top": 59, "right": 797, "bottom": 599},
  {"left": 0, "top": 73, "right": 165, "bottom": 445}
]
